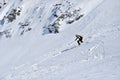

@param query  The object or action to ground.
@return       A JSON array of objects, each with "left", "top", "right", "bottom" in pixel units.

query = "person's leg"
[
  {"left": 81, "top": 40, "right": 83, "bottom": 43},
  {"left": 77, "top": 40, "right": 80, "bottom": 45},
  {"left": 80, "top": 38, "right": 83, "bottom": 43}
]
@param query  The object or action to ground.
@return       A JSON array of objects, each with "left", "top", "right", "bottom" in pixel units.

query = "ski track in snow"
[{"left": 1, "top": 39, "right": 106, "bottom": 80}]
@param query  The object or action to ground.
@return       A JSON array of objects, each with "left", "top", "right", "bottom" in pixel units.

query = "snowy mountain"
[{"left": 0, "top": 0, "right": 120, "bottom": 80}]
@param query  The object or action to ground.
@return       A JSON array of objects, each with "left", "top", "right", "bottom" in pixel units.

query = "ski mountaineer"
[{"left": 75, "top": 34, "right": 83, "bottom": 45}]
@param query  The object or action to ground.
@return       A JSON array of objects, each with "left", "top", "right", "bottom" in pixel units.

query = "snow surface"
[{"left": 0, "top": 0, "right": 120, "bottom": 80}]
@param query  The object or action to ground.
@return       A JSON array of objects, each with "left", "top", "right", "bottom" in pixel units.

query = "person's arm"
[{"left": 75, "top": 37, "right": 77, "bottom": 41}]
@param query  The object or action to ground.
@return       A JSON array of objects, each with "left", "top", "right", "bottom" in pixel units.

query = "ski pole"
[{"left": 68, "top": 41, "right": 75, "bottom": 45}]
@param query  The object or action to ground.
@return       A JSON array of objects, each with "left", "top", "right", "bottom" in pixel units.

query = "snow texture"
[{"left": 0, "top": 0, "right": 120, "bottom": 80}]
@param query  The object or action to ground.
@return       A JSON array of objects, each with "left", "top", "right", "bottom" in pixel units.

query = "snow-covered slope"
[{"left": 0, "top": 0, "right": 120, "bottom": 80}]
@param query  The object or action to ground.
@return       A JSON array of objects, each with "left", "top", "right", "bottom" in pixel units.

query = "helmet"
[
  {"left": 76, "top": 34, "right": 79, "bottom": 37},
  {"left": 75, "top": 34, "right": 78, "bottom": 36}
]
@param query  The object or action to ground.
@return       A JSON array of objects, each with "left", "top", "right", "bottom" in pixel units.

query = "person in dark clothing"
[{"left": 75, "top": 34, "right": 83, "bottom": 45}]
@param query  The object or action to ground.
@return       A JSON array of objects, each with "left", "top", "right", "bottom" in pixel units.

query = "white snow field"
[{"left": 0, "top": 0, "right": 120, "bottom": 80}]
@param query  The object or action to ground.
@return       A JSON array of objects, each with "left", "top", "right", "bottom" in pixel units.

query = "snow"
[{"left": 0, "top": 0, "right": 120, "bottom": 80}]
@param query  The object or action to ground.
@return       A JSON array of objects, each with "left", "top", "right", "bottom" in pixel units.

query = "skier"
[{"left": 75, "top": 34, "right": 83, "bottom": 45}]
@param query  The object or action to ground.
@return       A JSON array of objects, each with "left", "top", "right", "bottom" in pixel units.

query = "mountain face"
[{"left": 0, "top": 0, "right": 120, "bottom": 80}]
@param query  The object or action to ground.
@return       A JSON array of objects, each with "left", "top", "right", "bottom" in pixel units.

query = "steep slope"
[{"left": 0, "top": 0, "right": 120, "bottom": 80}]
